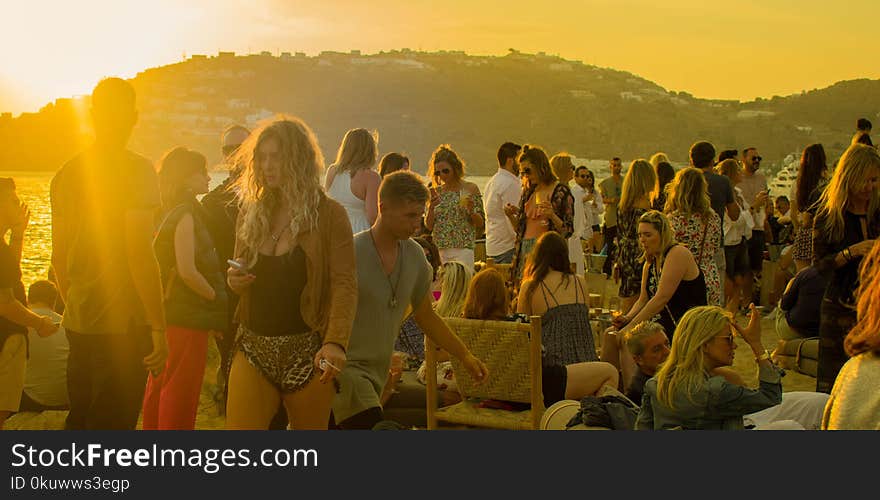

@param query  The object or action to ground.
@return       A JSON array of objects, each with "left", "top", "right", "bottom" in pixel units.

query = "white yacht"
[{"left": 769, "top": 154, "right": 798, "bottom": 197}]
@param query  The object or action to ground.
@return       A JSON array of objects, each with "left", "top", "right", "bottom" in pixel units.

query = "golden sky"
[{"left": 1, "top": 0, "right": 877, "bottom": 114}]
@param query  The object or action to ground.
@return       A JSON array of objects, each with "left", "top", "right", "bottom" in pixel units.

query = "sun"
[{"left": 1, "top": 1, "right": 197, "bottom": 113}]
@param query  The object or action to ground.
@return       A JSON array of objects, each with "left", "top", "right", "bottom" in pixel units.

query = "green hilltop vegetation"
[{"left": 1, "top": 49, "right": 877, "bottom": 175}]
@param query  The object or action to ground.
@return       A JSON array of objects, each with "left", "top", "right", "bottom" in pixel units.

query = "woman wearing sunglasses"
[
  {"left": 636, "top": 304, "right": 784, "bottom": 430},
  {"left": 424, "top": 144, "right": 484, "bottom": 270},
  {"left": 508, "top": 145, "right": 575, "bottom": 281}
]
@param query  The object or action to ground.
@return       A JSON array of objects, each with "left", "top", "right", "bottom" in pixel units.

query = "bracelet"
[{"left": 842, "top": 247, "right": 852, "bottom": 262}]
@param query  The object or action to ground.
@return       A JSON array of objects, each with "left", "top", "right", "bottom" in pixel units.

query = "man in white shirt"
[
  {"left": 20, "top": 280, "right": 68, "bottom": 412},
  {"left": 482, "top": 142, "right": 522, "bottom": 264}
]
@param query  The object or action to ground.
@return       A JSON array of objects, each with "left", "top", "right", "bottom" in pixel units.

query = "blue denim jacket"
[{"left": 636, "top": 363, "right": 784, "bottom": 430}]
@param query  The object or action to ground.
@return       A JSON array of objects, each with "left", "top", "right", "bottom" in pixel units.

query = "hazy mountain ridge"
[{"left": 1, "top": 50, "right": 877, "bottom": 175}]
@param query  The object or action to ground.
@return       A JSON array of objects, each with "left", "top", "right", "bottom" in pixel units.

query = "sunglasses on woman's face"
[
  {"left": 438, "top": 168, "right": 451, "bottom": 175},
  {"left": 578, "top": 174, "right": 589, "bottom": 179},
  {"left": 521, "top": 168, "right": 532, "bottom": 175}
]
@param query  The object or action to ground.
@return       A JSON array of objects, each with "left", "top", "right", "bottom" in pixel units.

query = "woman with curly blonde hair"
[{"left": 225, "top": 116, "right": 357, "bottom": 429}]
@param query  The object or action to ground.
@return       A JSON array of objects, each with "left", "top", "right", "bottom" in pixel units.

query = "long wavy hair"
[
  {"left": 522, "top": 231, "right": 572, "bottom": 304},
  {"left": 331, "top": 128, "right": 378, "bottom": 175},
  {"left": 664, "top": 167, "right": 713, "bottom": 219},
  {"left": 620, "top": 159, "right": 657, "bottom": 212},
  {"left": 655, "top": 306, "right": 734, "bottom": 409},
  {"left": 846, "top": 239, "right": 880, "bottom": 356},
  {"left": 463, "top": 268, "right": 509, "bottom": 321},
  {"left": 232, "top": 116, "right": 324, "bottom": 267},
  {"left": 796, "top": 143, "right": 827, "bottom": 211},
  {"left": 434, "top": 261, "right": 472, "bottom": 318},
  {"left": 815, "top": 143, "right": 880, "bottom": 244}
]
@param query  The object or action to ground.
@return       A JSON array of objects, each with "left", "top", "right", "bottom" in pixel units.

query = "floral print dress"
[
  {"left": 616, "top": 207, "right": 647, "bottom": 298},
  {"left": 432, "top": 188, "right": 484, "bottom": 250},
  {"left": 669, "top": 211, "right": 722, "bottom": 306}
]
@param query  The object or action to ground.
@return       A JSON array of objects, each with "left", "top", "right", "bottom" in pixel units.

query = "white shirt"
[
  {"left": 738, "top": 172, "right": 768, "bottom": 232},
  {"left": 567, "top": 181, "right": 587, "bottom": 274},
  {"left": 723, "top": 187, "right": 755, "bottom": 246},
  {"left": 483, "top": 168, "right": 522, "bottom": 256},
  {"left": 569, "top": 182, "right": 589, "bottom": 240},
  {"left": 24, "top": 306, "right": 68, "bottom": 407}
]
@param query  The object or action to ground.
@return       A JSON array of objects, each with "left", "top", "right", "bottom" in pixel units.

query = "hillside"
[{"left": 0, "top": 49, "right": 877, "bottom": 175}]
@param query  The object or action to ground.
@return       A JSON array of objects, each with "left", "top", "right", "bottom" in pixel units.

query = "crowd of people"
[{"left": 0, "top": 76, "right": 877, "bottom": 430}]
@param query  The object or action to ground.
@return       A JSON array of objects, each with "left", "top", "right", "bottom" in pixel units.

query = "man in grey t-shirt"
[{"left": 332, "top": 171, "right": 488, "bottom": 429}]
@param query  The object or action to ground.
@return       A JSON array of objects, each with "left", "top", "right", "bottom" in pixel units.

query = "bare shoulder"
[
  {"left": 463, "top": 181, "right": 481, "bottom": 194},
  {"left": 666, "top": 244, "right": 692, "bottom": 261},
  {"left": 364, "top": 169, "right": 381, "bottom": 184}
]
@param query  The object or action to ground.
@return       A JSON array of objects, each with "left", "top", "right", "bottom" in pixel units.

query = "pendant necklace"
[{"left": 370, "top": 228, "right": 402, "bottom": 308}]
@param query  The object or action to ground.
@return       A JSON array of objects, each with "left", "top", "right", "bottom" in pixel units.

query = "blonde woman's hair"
[
  {"left": 233, "top": 115, "right": 325, "bottom": 267},
  {"left": 664, "top": 167, "right": 713, "bottom": 219},
  {"left": 650, "top": 152, "right": 670, "bottom": 169},
  {"left": 715, "top": 158, "right": 740, "bottom": 179},
  {"left": 549, "top": 153, "right": 574, "bottom": 180},
  {"left": 638, "top": 210, "right": 677, "bottom": 268},
  {"left": 434, "top": 261, "right": 473, "bottom": 318},
  {"left": 619, "top": 159, "right": 657, "bottom": 212},
  {"left": 815, "top": 143, "right": 880, "bottom": 243},
  {"left": 655, "top": 306, "right": 733, "bottom": 409},
  {"left": 332, "top": 128, "right": 378, "bottom": 175}
]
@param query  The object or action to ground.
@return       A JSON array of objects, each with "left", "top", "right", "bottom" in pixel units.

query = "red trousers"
[{"left": 142, "top": 325, "right": 209, "bottom": 430}]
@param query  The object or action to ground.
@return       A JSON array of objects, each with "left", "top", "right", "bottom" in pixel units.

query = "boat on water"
[{"left": 768, "top": 153, "right": 798, "bottom": 197}]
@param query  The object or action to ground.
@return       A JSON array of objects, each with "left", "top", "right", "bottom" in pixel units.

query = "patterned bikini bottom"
[{"left": 233, "top": 325, "right": 322, "bottom": 393}]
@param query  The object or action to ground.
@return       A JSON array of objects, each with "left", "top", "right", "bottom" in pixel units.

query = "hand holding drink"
[
  {"left": 535, "top": 191, "right": 550, "bottom": 226},
  {"left": 459, "top": 191, "right": 473, "bottom": 213}
]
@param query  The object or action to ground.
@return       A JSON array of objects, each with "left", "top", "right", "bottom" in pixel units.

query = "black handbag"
[{"left": 567, "top": 394, "right": 640, "bottom": 430}]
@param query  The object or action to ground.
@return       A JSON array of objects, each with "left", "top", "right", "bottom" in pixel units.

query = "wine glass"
[{"left": 535, "top": 191, "right": 549, "bottom": 226}]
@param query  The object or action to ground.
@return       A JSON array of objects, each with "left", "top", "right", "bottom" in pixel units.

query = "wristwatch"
[{"left": 755, "top": 349, "right": 772, "bottom": 362}]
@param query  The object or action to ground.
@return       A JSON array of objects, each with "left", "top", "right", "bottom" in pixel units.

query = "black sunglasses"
[
  {"left": 521, "top": 168, "right": 532, "bottom": 175},
  {"left": 438, "top": 168, "right": 451, "bottom": 174},
  {"left": 578, "top": 174, "right": 589, "bottom": 179},
  {"left": 753, "top": 156, "right": 762, "bottom": 163}
]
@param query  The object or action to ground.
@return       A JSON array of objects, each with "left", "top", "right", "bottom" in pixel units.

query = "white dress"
[{"left": 327, "top": 171, "right": 370, "bottom": 234}]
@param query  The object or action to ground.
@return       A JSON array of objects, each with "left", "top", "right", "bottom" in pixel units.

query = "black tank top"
[
  {"left": 647, "top": 245, "right": 707, "bottom": 338},
  {"left": 248, "top": 246, "right": 310, "bottom": 336}
]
